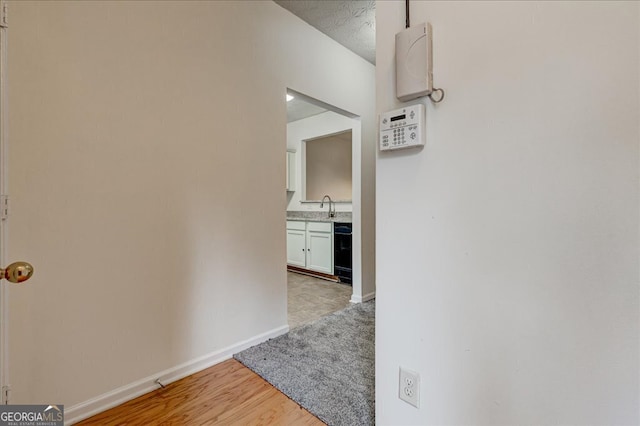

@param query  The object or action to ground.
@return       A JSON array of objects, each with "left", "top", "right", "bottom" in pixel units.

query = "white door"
[
  {"left": 286, "top": 229, "right": 306, "bottom": 267},
  {"left": 306, "top": 230, "right": 333, "bottom": 274},
  {"left": 0, "top": 12, "right": 9, "bottom": 399},
  {"left": 0, "top": 8, "right": 34, "bottom": 401}
]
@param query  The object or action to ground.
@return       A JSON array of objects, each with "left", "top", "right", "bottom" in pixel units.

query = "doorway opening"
[{"left": 284, "top": 88, "right": 362, "bottom": 329}]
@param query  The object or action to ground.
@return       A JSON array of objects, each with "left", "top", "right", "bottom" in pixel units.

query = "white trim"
[
  {"left": 350, "top": 291, "right": 375, "bottom": 304},
  {"left": 65, "top": 325, "right": 289, "bottom": 425}
]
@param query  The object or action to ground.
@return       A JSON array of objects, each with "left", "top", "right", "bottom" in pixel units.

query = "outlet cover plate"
[{"left": 399, "top": 367, "right": 420, "bottom": 408}]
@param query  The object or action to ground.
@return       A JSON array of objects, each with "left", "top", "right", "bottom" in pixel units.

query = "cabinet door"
[
  {"left": 306, "top": 230, "right": 333, "bottom": 274},
  {"left": 286, "top": 229, "right": 306, "bottom": 267},
  {"left": 286, "top": 151, "right": 296, "bottom": 191}
]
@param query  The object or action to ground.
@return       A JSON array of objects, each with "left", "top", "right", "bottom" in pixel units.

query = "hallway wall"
[
  {"left": 5, "top": 0, "right": 375, "bottom": 416},
  {"left": 376, "top": 1, "right": 639, "bottom": 424}
]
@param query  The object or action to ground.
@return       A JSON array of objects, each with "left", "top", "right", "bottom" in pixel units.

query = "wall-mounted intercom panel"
[
  {"left": 396, "top": 22, "right": 433, "bottom": 102},
  {"left": 379, "top": 104, "right": 425, "bottom": 151}
]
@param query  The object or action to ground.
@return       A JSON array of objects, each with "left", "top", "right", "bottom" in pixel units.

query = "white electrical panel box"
[
  {"left": 396, "top": 23, "right": 433, "bottom": 102},
  {"left": 379, "top": 104, "right": 425, "bottom": 151}
]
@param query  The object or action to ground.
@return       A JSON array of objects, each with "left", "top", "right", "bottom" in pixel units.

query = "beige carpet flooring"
[{"left": 287, "top": 271, "right": 352, "bottom": 329}]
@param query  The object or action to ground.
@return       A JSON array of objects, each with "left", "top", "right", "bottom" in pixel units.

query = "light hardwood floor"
[
  {"left": 77, "top": 359, "right": 325, "bottom": 425},
  {"left": 77, "top": 273, "right": 349, "bottom": 425}
]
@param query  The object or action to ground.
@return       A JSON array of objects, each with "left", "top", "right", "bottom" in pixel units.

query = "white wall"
[
  {"left": 305, "top": 133, "right": 352, "bottom": 201},
  {"left": 287, "top": 111, "right": 359, "bottom": 213},
  {"left": 5, "top": 0, "right": 375, "bottom": 418},
  {"left": 376, "top": 1, "right": 639, "bottom": 425}
]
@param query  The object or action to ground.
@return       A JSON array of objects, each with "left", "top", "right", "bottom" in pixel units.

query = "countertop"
[{"left": 286, "top": 211, "right": 352, "bottom": 223}]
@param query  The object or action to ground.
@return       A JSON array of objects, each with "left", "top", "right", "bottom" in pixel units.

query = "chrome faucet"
[{"left": 320, "top": 195, "right": 335, "bottom": 218}]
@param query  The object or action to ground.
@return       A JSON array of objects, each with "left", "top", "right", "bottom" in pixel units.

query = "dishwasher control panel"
[{"left": 379, "top": 104, "right": 425, "bottom": 151}]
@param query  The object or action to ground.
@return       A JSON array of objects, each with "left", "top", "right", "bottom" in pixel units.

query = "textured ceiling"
[{"left": 274, "top": 0, "right": 376, "bottom": 65}]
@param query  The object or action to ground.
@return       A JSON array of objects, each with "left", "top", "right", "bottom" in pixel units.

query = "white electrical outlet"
[{"left": 399, "top": 367, "right": 420, "bottom": 408}]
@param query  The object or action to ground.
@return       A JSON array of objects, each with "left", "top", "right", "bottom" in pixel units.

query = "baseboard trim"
[
  {"left": 287, "top": 266, "right": 339, "bottom": 282},
  {"left": 350, "top": 291, "right": 375, "bottom": 304},
  {"left": 65, "top": 324, "right": 289, "bottom": 425}
]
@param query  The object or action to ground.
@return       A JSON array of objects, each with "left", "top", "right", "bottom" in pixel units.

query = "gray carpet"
[{"left": 234, "top": 300, "right": 375, "bottom": 426}]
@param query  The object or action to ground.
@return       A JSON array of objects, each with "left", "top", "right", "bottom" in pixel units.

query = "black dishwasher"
[{"left": 334, "top": 222, "right": 352, "bottom": 285}]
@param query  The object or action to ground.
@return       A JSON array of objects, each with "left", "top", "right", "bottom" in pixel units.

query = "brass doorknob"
[{"left": 1, "top": 261, "right": 34, "bottom": 283}]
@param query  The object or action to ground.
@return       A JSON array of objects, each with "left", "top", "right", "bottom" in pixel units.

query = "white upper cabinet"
[{"left": 286, "top": 150, "right": 296, "bottom": 192}]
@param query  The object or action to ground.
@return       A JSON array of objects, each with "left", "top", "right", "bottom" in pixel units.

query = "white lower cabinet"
[
  {"left": 286, "top": 220, "right": 333, "bottom": 274},
  {"left": 286, "top": 221, "right": 306, "bottom": 268}
]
